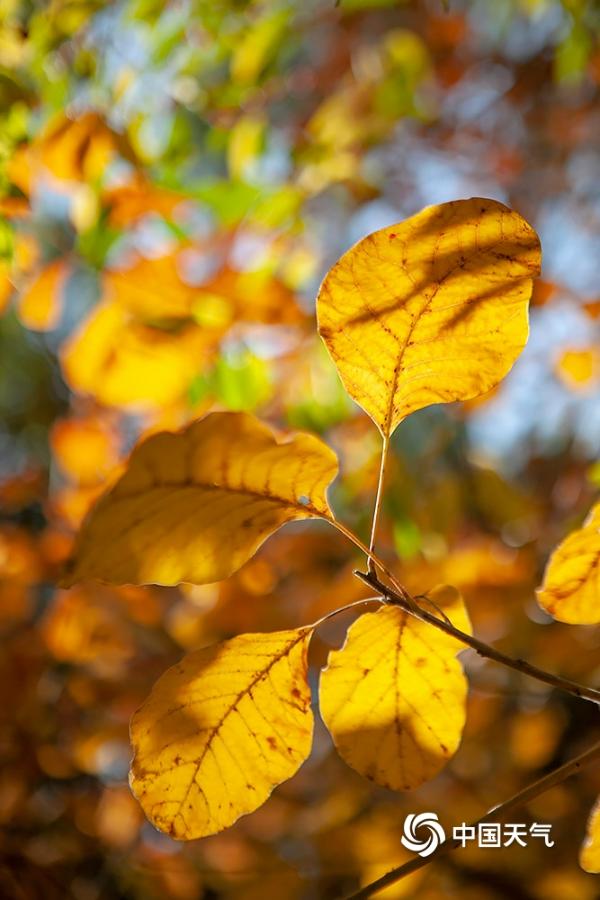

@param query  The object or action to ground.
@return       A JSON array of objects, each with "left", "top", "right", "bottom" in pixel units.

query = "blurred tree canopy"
[{"left": 1, "top": 1, "right": 600, "bottom": 898}]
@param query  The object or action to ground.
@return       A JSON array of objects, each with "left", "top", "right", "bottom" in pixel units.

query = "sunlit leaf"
[
  {"left": 63, "top": 411, "right": 338, "bottom": 586},
  {"left": 537, "top": 501, "right": 600, "bottom": 624},
  {"left": 317, "top": 198, "right": 541, "bottom": 435},
  {"left": 581, "top": 795, "right": 600, "bottom": 873},
  {"left": 320, "top": 585, "right": 471, "bottom": 790},
  {"left": 130, "top": 627, "right": 313, "bottom": 839}
]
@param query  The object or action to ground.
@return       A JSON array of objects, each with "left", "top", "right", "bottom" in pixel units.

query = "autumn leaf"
[
  {"left": 104, "top": 255, "right": 199, "bottom": 322},
  {"left": 17, "top": 260, "right": 68, "bottom": 331},
  {"left": 536, "top": 501, "right": 600, "bottom": 624},
  {"left": 50, "top": 416, "right": 119, "bottom": 486},
  {"left": 63, "top": 411, "right": 338, "bottom": 586},
  {"left": 0, "top": 261, "right": 13, "bottom": 314},
  {"left": 320, "top": 585, "right": 471, "bottom": 790},
  {"left": 555, "top": 347, "right": 600, "bottom": 391},
  {"left": 105, "top": 177, "right": 184, "bottom": 227},
  {"left": 317, "top": 197, "right": 541, "bottom": 435},
  {"left": 581, "top": 795, "right": 600, "bottom": 873},
  {"left": 61, "top": 300, "right": 213, "bottom": 410},
  {"left": 130, "top": 628, "right": 313, "bottom": 839}
]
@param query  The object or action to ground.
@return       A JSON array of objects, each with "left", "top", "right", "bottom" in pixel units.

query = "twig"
[
  {"left": 345, "top": 738, "right": 600, "bottom": 899},
  {"left": 354, "top": 569, "right": 600, "bottom": 705}
]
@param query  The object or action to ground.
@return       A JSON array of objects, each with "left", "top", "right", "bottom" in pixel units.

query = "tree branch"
[
  {"left": 354, "top": 569, "right": 600, "bottom": 705},
  {"left": 345, "top": 738, "right": 600, "bottom": 899}
]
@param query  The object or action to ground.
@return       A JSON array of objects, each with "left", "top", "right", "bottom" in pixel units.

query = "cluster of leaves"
[
  {"left": 1, "top": 2, "right": 600, "bottom": 898},
  {"left": 63, "top": 195, "right": 599, "bottom": 872}
]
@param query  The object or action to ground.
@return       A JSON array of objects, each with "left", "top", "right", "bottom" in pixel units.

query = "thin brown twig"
[
  {"left": 344, "top": 738, "right": 600, "bottom": 899},
  {"left": 354, "top": 569, "right": 600, "bottom": 705}
]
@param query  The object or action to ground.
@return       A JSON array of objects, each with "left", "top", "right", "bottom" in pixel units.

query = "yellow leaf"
[
  {"left": 317, "top": 197, "right": 541, "bottom": 435},
  {"left": 320, "top": 585, "right": 471, "bottom": 790},
  {"left": 63, "top": 412, "right": 338, "bottom": 586},
  {"left": 130, "top": 627, "right": 313, "bottom": 839},
  {"left": 61, "top": 300, "right": 212, "bottom": 410},
  {"left": 581, "top": 795, "right": 600, "bottom": 873},
  {"left": 537, "top": 501, "right": 600, "bottom": 624}
]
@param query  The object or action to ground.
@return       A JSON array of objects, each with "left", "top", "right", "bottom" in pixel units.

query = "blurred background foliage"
[{"left": 0, "top": 0, "right": 600, "bottom": 898}]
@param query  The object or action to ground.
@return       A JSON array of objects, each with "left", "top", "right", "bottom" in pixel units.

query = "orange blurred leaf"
[{"left": 17, "top": 259, "right": 68, "bottom": 331}]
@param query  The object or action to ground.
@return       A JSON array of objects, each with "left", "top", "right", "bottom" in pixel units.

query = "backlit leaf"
[
  {"left": 130, "top": 627, "right": 313, "bottom": 839},
  {"left": 63, "top": 412, "right": 338, "bottom": 586},
  {"left": 320, "top": 585, "right": 471, "bottom": 790},
  {"left": 317, "top": 198, "right": 541, "bottom": 435},
  {"left": 581, "top": 795, "right": 600, "bottom": 873},
  {"left": 536, "top": 501, "right": 600, "bottom": 624}
]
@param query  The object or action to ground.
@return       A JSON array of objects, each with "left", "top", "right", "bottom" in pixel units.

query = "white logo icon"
[{"left": 401, "top": 812, "right": 446, "bottom": 857}]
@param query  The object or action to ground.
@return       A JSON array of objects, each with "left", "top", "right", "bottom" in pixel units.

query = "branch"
[
  {"left": 345, "top": 738, "right": 600, "bottom": 899},
  {"left": 354, "top": 569, "right": 600, "bottom": 705}
]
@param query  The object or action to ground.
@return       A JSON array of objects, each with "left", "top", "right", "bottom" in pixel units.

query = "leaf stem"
[
  {"left": 329, "top": 520, "right": 419, "bottom": 611},
  {"left": 344, "top": 738, "right": 600, "bottom": 899},
  {"left": 309, "top": 597, "right": 382, "bottom": 631},
  {"left": 354, "top": 569, "right": 600, "bottom": 705},
  {"left": 368, "top": 434, "right": 390, "bottom": 575}
]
